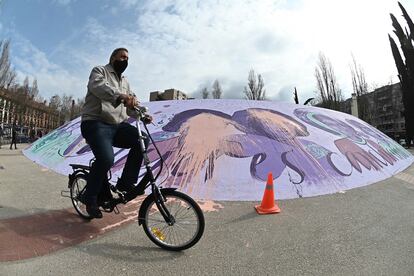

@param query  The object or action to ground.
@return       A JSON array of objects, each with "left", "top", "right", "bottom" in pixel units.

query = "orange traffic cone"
[{"left": 255, "top": 172, "right": 281, "bottom": 214}]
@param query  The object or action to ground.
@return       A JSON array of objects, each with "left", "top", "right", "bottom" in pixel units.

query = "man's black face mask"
[{"left": 113, "top": 59, "right": 128, "bottom": 74}]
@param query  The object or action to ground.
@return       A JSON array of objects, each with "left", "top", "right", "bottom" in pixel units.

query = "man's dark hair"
[{"left": 109, "top": 48, "right": 128, "bottom": 63}]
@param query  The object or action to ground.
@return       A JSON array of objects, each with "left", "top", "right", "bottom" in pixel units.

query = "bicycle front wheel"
[{"left": 141, "top": 190, "right": 205, "bottom": 251}]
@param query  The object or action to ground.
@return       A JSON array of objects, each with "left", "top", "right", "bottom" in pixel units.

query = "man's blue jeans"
[{"left": 80, "top": 120, "right": 149, "bottom": 204}]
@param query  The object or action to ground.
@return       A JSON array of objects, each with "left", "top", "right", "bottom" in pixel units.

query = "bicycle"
[{"left": 65, "top": 106, "right": 205, "bottom": 251}]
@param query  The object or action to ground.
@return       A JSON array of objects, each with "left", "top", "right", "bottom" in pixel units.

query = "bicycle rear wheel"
[
  {"left": 69, "top": 174, "right": 92, "bottom": 219},
  {"left": 141, "top": 190, "right": 205, "bottom": 251}
]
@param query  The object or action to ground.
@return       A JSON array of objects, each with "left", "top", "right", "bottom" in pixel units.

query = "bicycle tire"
[
  {"left": 69, "top": 173, "right": 92, "bottom": 219},
  {"left": 140, "top": 190, "right": 205, "bottom": 251}
]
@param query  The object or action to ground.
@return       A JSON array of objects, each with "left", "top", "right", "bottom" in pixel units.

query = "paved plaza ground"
[{"left": 0, "top": 144, "right": 413, "bottom": 275}]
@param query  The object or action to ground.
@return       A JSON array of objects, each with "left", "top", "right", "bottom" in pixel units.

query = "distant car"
[{"left": 399, "top": 139, "right": 407, "bottom": 147}]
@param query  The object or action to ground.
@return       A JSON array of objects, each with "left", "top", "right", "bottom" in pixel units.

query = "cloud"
[
  {"left": 6, "top": 0, "right": 414, "bottom": 104},
  {"left": 112, "top": 0, "right": 406, "bottom": 101},
  {"left": 12, "top": 34, "right": 84, "bottom": 100},
  {"left": 120, "top": 0, "right": 140, "bottom": 9}
]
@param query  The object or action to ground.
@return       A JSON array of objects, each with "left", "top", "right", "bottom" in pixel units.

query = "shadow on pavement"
[
  {"left": 224, "top": 209, "right": 259, "bottom": 225},
  {"left": 83, "top": 242, "right": 185, "bottom": 262},
  {"left": 0, "top": 205, "right": 144, "bottom": 262}
]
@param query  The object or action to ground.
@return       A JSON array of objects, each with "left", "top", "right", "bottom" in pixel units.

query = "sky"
[{"left": 0, "top": 0, "right": 413, "bottom": 104}]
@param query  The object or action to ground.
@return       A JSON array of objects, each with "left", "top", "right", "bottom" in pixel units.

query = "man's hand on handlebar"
[
  {"left": 142, "top": 114, "right": 153, "bottom": 124},
  {"left": 119, "top": 94, "right": 138, "bottom": 109},
  {"left": 119, "top": 94, "right": 152, "bottom": 123}
]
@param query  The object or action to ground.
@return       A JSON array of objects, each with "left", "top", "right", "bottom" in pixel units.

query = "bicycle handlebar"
[
  {"left": 120, "top": 97, "right": 149, "bottom": 119},
  {"left": 133, "top": 105, "right": 149, "bottom": 117}
]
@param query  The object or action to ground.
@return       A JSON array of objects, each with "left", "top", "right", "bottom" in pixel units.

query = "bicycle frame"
[
  {"left": 132, "top": 109, "right": 176, "bottom": 225},
  {"left": 66, "top": 107, "right": 176, "bottom": 224}
]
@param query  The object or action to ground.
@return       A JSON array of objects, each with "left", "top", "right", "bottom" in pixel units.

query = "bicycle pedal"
[
  {"left": 115, "top": 191, "right": 128, "bottom": 203},
  {"left": 101, "top": 207, "right": 113, "bottom": 213},
  {"left": 60, "top": 190, "right": 71, "bottom": 198},
  {"left": 99, "top": 201, "right": 111, "bottom": 209}
]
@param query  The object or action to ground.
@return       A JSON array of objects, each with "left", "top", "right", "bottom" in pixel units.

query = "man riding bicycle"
[{"left": 81, "top": 47, "right": 152, "bottom": 219}]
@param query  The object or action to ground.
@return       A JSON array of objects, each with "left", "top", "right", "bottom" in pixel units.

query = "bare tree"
[
  {"left": 11, "top": 85, "right": 29, "bottom": 125},
  {"left": 244, "top": 69, "right": 266, "bottom": 100},
  {"left": 211, "top": 80, "right": 222, "bottom": 99},
  {"left": 61, "top": 94, "right": 74, "bottom": 122},
  {"left": 49, "top": 94, "right": 67, "bottom": 124},
  {"left": 201, "top": 87, "right": 209, "bottom": 99},
  {"left": 36, "top": 94, "right": 45, "bottom": 104},
  {"left": 370, "top": 82, "right": 380, "bottom": 91},
  {"left": 314, "top": 52, "right": 343, "bottom": 111},
  {"left": 29, "top": 78, "right": 39, "bottom": 100},
  {"left": 5, "top": 70, "right": 16, "bottom": 88},
  {"left": 72, "top": 98, "right": 84, "bottom": 118},
  {"left": 350, "top": 54, "right": 371, "bottom": 122},
  {"left": 0, "top": 40, "right": 17, "bottom": 89},
  {"left": 22, "top": 76, "right": 30, "bottom": 95},
  {"left": 350, "top": 54, "right": 368, "bottom": 96},
  {"left": 49, "top": 94, "right": 62, "bottom": 112}
]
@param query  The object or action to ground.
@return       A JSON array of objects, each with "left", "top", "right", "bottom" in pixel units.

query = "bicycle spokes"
[{"left": 141, "top": 190, "right": 204, "bottom": 251}]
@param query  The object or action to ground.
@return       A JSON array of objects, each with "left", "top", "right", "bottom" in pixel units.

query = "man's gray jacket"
[{"left": 81, "top": 64, "right": 135, "bottom": 124}]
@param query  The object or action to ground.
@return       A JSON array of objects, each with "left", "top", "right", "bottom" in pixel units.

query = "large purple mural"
[{"left": 23, "top": 100, "right": 413, "bottom": 200}]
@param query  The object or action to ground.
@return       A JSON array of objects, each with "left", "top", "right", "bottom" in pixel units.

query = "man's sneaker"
[
  {"left": 86, "top": 204, "right": 103, "bottom": 219},
  {"left": 98, "top": 183, "right": 114, "bottom": 205},
  {"left": 116, "top": 179, "right": 135, "bottom": 193},
  {"left": 85, "top": 196, "right": 103, "bottom": 219}
]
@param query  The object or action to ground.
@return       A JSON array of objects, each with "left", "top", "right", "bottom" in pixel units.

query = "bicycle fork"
[{"left": 153, "top": 185, "right": 176, "bottom": 226}]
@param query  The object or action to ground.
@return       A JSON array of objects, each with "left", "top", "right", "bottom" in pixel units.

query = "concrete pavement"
[{"left": 0, "top": 144, "right": 414, "bottom": 275}]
